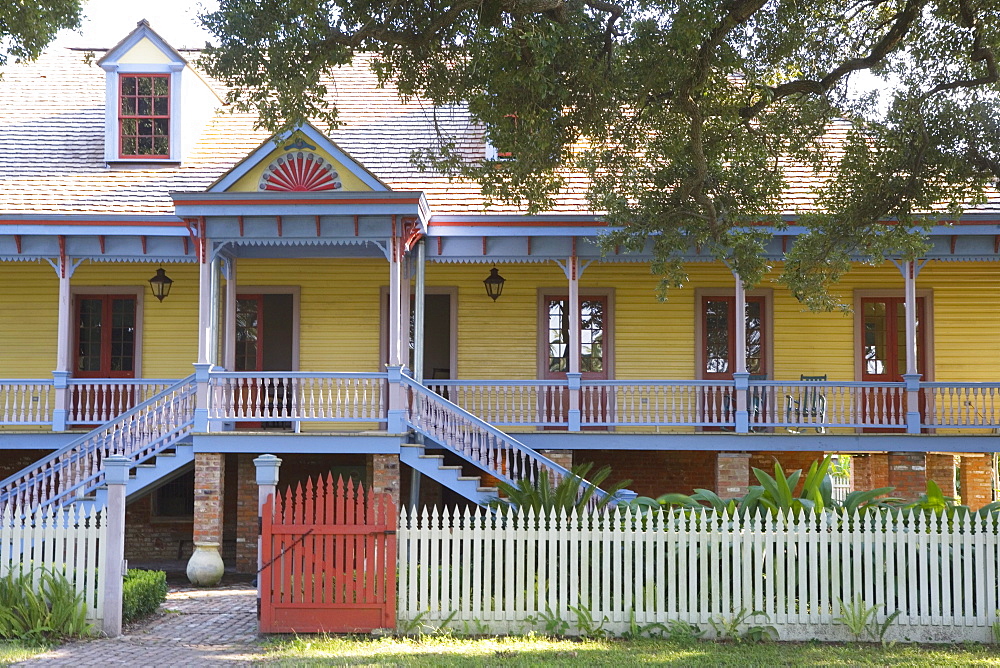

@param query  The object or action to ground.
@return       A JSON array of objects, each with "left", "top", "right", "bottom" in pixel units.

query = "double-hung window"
[{"left": 118, "top": 74, "right": 170, "bottom": 159}]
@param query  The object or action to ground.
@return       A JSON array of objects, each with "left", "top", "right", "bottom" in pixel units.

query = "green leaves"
[
  {"left": 0, "top": 0, "right": 81, "bottom": 68},
  {"left": 488, "top": 462, "right": 631, "bottom": 514},
  {"left": 200, "top": 0, "right": 1000, "bottom": 306}
]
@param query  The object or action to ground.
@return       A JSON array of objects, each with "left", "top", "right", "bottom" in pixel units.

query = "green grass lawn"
[
  {"left": 0, "top": 641, "right": 48, "bottom": 666},
  {"left": 261, "top": 635, "right": 1000, "bottom": 666}
]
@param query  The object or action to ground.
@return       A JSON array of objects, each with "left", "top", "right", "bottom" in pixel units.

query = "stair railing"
[
  {"left": 0, "top": 374, "right": 197, "bottom": 513},
  {"left": 401, "top": 376, "right": 617, "bottom": 509}
]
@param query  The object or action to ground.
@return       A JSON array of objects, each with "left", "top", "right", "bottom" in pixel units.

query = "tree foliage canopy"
[
  {"left": 0, "top": 0, "right": 81, "bottom": 68},
  {"left": 200, "top": 0, "right": 1000, "bottom": 307}
]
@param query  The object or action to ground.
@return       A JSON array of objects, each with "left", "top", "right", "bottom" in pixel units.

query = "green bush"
[
  {"left": 121, "top": 569, "right": 168, "bottom": 625},
  {"left": 0, "top": 568, "right": 92, "bottom": 640}
]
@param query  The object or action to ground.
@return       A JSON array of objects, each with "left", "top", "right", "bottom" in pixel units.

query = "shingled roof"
[{"left": 1, "top": 45, "right": 996, "bottom": 219}]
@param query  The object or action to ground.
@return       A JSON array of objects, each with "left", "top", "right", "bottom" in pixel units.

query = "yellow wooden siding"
[
  {"left": 0, "top": 262, "right": 59, "bottom": 378},
  {"left": 236, "top": 258, "right": 384, "bottom": 372},
  {"left": 71, "top": 262, "right": 200, "bottom": 379},
  {"left": 1, "top": 258, "right": 997, "bottom": 386}
]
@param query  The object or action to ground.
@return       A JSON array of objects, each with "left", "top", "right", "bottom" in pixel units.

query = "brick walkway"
[{"left": 14, "top": 584, "right": 263, "bottom": 667}]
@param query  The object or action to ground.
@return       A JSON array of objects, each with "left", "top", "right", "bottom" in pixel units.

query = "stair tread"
[{"left": 418, "top": 454, "right": 445, "bottom": 460}]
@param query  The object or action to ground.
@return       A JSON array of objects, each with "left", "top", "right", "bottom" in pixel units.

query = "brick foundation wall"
[
  {"left": 716, "top": 453, "right": 751, "bottom": 497},
  {"left": 193, "top": 453, "right": 225, "bottom": 546},
  {"left": 575, "top": 450, "right": 717, "bottom": 497},
  {"left": 926, "top": 454, "right": 957, "bottom": 498},
  {"left": 0, "top": 449, "right": 52, "bottom": 480},
  {"left": 888, "top": 452, "right": 926, "bottom": 501},
  {"left": 123, "top": 495, "right": 193, "bottom": 563},
  {"left": 960, "top": 455, "right": 994, "bottom": 510}
]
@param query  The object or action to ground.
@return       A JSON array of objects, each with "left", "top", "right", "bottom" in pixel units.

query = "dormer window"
[{"left": 119, "top": 74, "right": 170, "bottom": 158}]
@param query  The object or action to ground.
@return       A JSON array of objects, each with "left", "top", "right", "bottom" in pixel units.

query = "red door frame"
[
  {"left": 860, "top": 296, "right": 927, "bottom": 429},
  {"left": 542, "top": 295, "right": 610, "bottom": 428},
  {"left": 235, "top": 295, "right": 266, "bottom": 428},
  {"left": 73, "top": 295, "right": 137, "bottom": 423},
  {"left": 700, "top": 295, "right": 767, "bottom": 427},
  {"left": 74, "top": 294, "right": 137, "bottom": 379}
]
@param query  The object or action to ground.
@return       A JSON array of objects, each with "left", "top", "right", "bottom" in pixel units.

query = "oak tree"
[{"left": 199, "top": 0, "right": 1000, "bottom": 308}]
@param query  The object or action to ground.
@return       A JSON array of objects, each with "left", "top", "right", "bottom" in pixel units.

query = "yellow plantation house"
[{"left": 1, "top": 20, "right": 998, "bottom": 577}]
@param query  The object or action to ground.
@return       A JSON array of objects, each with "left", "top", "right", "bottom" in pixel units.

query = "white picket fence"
[
  {"left": 398, "top": 506, "right": 1000, "bottom": 642},
  {"left": 0, "top": 505, "right": 106, "bottom": 622}
]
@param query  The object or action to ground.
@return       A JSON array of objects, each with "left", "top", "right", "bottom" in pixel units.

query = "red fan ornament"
[{"left": 259, "top": 152, "right": 342, "bottom": 191}]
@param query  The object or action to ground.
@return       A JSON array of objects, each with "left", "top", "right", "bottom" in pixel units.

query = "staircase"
[
  {"left": 0, "top": 375, "right": 197, "bottom": 513},
  {"left": 400, "top": 376, "right": 628, "bottom": 507}
]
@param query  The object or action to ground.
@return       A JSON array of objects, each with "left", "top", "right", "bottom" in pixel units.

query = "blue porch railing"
[{"left": 4, "top": 374, "right": 1000, "bottom": 433}]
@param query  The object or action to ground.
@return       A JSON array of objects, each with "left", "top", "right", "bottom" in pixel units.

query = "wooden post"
[
  {"left": 901, "top": 260, "right": 922, "bottom": 434},
  {"left": 410, "top": 240, "right": 425, "bottom": 508},
  {"left": 223, "top": 257, "right": 237, "bottom": 371},
  {"left": 732, "top": 269, "right": 749, "bottom": 432},
  {"left": 52, "top": 257, "right": 73, "bottom": 431},
  {"left": 254, "top": 453, "right": 282, "bottom": 620},
  {"left": 567, "top": 256, "right": 582, "bottom": 431},
  {"left": 102, "top": 455, "right": 130, "bottom": 638}
]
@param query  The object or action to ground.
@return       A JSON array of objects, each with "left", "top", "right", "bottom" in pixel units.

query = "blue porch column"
[
  {"left": 733, "top": 372, "right": 750, "bottom": 433},
  {"left": 51, "top": 370, "right": 70, "bottom": 431},
  {"left": 567, "top": 372, "right": 582, "bottom": 431},
  {"left": 386, "top": 365, "right": 406, "bottom": 432},
  {"left": 193, "top": 362, "right": 213, "bottom": 432},
  {"left": 903, "top": 373, "right": 922, "bottom": 434}
]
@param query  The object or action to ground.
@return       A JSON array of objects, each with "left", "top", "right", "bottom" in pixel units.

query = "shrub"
[
  {"left": 121, "top": 569, "right": 168, "bottom": 625},
  {"left": 0, "top": 568, "right": 92, "bottom": 640}
]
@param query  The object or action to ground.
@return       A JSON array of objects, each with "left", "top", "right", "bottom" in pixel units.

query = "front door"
[
  {"left": 543, "top": 295, "right": 609, "bottom": 426},
  {"left": 73, "top": 295, "right": 137, "bottom": 422},
  {"left": 860, "top": 297, "right": 926, "bottom": 429},
  {"left": 235, "top": 294, "right": 294, "bottom": 428},
  {"left": 700, "top": 296, "right": 766, "bottom": 427}
]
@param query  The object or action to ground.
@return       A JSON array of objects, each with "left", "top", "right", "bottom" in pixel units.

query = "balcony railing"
[
  {"left": 3, "top": 373, "right": 1000, "bottom": 434},
  {"left": 207, "top": 372, "right": 387, "bottom": 424},
  {"left": 67, "top": 379, "right": 178, "bottom": 425}
]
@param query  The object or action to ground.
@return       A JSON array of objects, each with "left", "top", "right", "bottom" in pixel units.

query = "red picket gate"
[{"left": 259, "top": 475, "right": 397, "bottom": 633}]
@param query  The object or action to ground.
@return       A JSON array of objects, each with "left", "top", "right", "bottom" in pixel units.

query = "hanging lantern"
[
  {"left": 483, "top": 265, "right": 506, "bottom": 301},
  {"left": 148, "top": 267, "right": 173, "bottom": 302}
]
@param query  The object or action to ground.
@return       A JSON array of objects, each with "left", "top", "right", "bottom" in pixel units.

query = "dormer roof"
[{"left": 96, "top": 19, "right": 186, "bottom": 70}]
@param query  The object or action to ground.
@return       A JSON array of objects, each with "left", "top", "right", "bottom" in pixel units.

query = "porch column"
[
  {"left": 716, "top": 452, "right": 751, "bottom": 497},
  {"left": 52, "top": 255, "right": 74, "bottom": 431},
  {"left": 926, "top": 453, "right": 957, "bottom": 498},
  {"left": 197, "top": 245, "right": 212, "bottom": 365},
  {"left": 409, "top": 240, "right": 426, "bottom": 509},
  {"left": 567, "top": 255, "right": 582, "bottom": 431},
  {"left": 209, "top": 256, "right": 222, "bottom": 366},
  {"left": 401, "top": 255, "right": 412, "bottom": 370},
  {"left": 388, "top": 233, "right": 402, "bottom": 367},
  {"left": 901, "top": 260, "right": 921, "bottom": 434},
  {"left": 386, "top": 229, "right": 406, "bottom": 432},
  {"left": 368, "top": 453, "right": 401, "bottom": 510},
  {"left": 187, "top": 452, "right": 226, "bottom": 586},
  {"left": 732, "top": 270, "right": 750, "bottom": 433},
  {"left": 888, "top": 451, "right": 926, "bottom": 501},
  {"left": 222, "top": 258, "right": 237, "bottom": 371},
  {"left": 959, "top": 454, "right": 994, "bottom": 510}
]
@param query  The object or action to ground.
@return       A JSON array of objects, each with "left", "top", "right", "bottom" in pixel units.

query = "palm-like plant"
[{"left": 487, "top": 462, "right": 631, "bottom": 514}]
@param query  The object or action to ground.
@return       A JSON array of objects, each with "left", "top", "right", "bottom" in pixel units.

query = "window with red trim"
[{"left": 118, "top": 74, "right": 170, "bottom": 158}]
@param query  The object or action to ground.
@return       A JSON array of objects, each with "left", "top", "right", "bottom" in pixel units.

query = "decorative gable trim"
[
  {"left": 97, "top": 19, "right": 186, "bottom": 70},
  {"left": 208, "top": 123, "right": 390, "bottom": 192},
  {"left": 98, "top": 20, "right": 186, "bottom": 163}
]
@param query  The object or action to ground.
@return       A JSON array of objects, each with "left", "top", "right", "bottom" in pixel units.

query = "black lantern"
[
  {"left": 483, "top": 265, "right": 506, "bottom": 301},
  {"left": 148, "top": 267, "right": 173, "bottom": 302}
]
